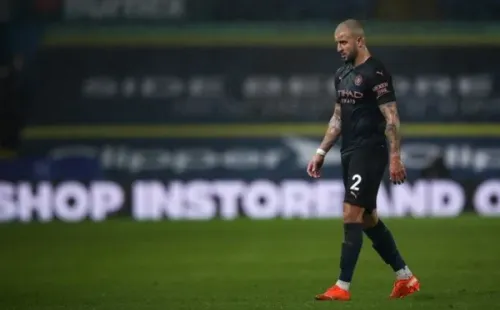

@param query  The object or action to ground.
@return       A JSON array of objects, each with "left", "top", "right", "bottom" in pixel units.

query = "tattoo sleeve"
[
  {"left": 319, "top": 103, "right": 342, "bottom": 152},
  {"left": 379, "top": 101, "right": 401, "bottom": 156}
]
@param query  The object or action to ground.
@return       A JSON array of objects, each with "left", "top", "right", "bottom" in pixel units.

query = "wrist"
[{"left": 316, "top": 148, "right": 327, "bottom": 157}]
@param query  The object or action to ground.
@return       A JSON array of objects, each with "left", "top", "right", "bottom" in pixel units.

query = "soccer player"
[{"left": 306, "top": 19, "right": 420, "bottom": 301}]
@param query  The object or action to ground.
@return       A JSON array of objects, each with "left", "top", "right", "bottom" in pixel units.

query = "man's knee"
[
  {"left": 362, "top": 210, "right": 379, "bottom": 230},
  {"left": 343, "top": 203, "right": 364, "bottom": 223}
]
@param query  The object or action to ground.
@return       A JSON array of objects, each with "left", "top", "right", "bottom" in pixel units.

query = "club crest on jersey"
[{"left": 354, "top": 75, "right": 363, "bottom": 86}]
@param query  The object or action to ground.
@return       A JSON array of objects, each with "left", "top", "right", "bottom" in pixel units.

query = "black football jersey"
[{"left": 334, "top": 57, "right": 397, "bottom": 154}]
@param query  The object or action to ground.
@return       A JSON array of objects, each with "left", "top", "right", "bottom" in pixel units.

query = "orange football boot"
[
  {"left": 315, "top": 285, "right": 351, "bottom": 301},
  {"left": 389, "top": 276, "right": 420, "bottom": 299}
]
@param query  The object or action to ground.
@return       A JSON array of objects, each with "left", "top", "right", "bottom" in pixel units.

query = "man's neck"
[{"left": 354, "top": 50, "right": 371, "bottom": 67}]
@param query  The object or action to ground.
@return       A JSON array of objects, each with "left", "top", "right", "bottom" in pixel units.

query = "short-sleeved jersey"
[{"left": 334, "top": 57, "right": 396, "bottom": 154}]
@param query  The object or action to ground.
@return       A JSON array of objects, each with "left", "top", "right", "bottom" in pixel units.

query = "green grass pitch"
[{"left": 1, "top": 216, "right": 499, "bottom": 310}]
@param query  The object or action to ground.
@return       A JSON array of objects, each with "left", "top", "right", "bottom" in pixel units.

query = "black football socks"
[
  {"left": 338, "top": 223, "right": 364, "bottom": 286},
  {"left": 364, "top": 220, "right": 412, "bottom": 278}
]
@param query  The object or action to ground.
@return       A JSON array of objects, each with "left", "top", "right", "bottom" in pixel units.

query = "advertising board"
[{"left": 1, "top": 179, "right": 499, "bottom": 223}]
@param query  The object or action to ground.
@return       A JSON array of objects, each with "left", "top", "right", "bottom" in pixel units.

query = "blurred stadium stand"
[{"left": 4, "top": 0, "right": 500, "bottom": 22}]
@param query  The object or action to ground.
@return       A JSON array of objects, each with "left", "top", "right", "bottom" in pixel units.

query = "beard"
[{"left": 344, "top": 48, "right": 358, "bottom": 63}]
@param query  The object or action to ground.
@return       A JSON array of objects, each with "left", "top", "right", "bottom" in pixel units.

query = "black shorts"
[{"left": 341, "top": 145, "right": 388, "bottom": 211}]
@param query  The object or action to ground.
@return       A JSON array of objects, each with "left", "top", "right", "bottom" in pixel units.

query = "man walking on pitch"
[{"left": 306, "top": 19, "right": 420, "bottom": 301}]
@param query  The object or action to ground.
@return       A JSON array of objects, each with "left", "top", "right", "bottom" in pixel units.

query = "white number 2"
[{"left": 350, "top": 174, "right": 362, "bottom": 191}]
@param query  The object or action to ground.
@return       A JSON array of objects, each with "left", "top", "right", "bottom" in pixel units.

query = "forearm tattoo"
[
  {"left": 379, "top": 101, "right": 401, "bottom": 156},
  {"left": 328, "top": 103, "right": 342, "bottom": 133},
  {"left": 319, "top": 103, "right": 342, "bottom": 152}
]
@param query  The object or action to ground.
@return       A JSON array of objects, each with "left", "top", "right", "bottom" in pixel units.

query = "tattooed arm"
[
  {"left": 379, "top": 101, "right": 407, "bottom": 184},
  {"left": 308, "top": 103, "right": 342, "bottom": 177},
  {"left": 372, "top": 68, "right": 406, "bottom": 183},
  {"left": 318, "top": 103, "right": 342, "bottom": 154},
  {"left": 379, "top": 101, "right": 401, "bottom": 156}
]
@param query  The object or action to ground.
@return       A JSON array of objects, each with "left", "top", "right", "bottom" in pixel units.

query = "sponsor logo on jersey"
[{"left": 373, "top": 82, "right": 390, "bottom": 99}]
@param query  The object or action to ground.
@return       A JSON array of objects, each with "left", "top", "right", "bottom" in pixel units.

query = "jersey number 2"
[{"left": 350, "top": 174, "right": 362, "bottom": 191}]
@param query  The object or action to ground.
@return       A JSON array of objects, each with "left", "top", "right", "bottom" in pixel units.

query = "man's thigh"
[
  {"left": 341, "top": 152, "right": 351, "bottom": 193},
  {"left": 343, "top": 146, "right": 388, "bottom": 211}
]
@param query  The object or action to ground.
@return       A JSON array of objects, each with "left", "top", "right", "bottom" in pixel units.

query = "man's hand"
[
  {"left": 389, "top": 154, "right": 406, "bottom": 184},
  {"left": 307, "top": 154, "right": 325, "bottom": 178}
]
